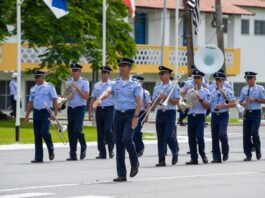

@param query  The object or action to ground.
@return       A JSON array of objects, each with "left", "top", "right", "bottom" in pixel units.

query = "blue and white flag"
[{"left": 43, "top": 0, "right": 68, "bottom": 19}]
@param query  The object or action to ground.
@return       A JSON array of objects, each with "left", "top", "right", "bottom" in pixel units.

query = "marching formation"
[{"left": 23, "top": 58, "right": 265, "bottom": 182}]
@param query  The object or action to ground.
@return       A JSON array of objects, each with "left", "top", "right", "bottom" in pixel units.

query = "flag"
[
  {"left": 123, "top": 0, "right": 135, "bottom": 18},
  {"left": 187, "top": 0, "right": 200, "bottom": 35},
  {"left": 43, "top": 0, "right": 69, "bottom": 19}
]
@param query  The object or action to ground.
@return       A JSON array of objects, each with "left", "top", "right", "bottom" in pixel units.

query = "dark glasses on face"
[
  {"left": 246, "top": 76, "right": 254, "bottom": 80},
  {"left": 194, "top": 76, "right": 202, "bottom": 79},
  {"left": 215, "top": 78, "right": 222, "bottom": 81}
]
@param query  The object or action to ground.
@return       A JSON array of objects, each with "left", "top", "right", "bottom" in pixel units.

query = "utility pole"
[
  {"left": 184, "top": 0, "right": 194, "bottom": 76},
  {"left": 160, "top": 0, "right": 167, "bottom": 65},
  {"left": 215, "top": 0, "right": 226, "bottom": 74}
]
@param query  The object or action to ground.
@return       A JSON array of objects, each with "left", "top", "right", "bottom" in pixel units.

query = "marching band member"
[
  {"left": 24, "top": 70, "right": 58, "bottom": 163},
  {"left": 153, "top": 66, "right": 179, "bottom": 167},
  {"left": 89, "top": 66, "right": 114, "bottom": 159},
  {"left": 132, "top": 75, "right": 151, "bottom": 157},
  {"left": 239, "top": 71, "right": 265, "bottom": 161},
  {"left": 186, "top": 69, "right": 210, "bottom": 165},
  {"left": 9, "top": 72, "right": 18, "bottom": 118},
  {"left": 93, "top": 58, "right": 142, "bottom": 182},
  {"left": 210, "top": 71, "right": 236, "bottom": 163},
  {"left": 66, "top": 63, "right": 89, "bottom": 161}
]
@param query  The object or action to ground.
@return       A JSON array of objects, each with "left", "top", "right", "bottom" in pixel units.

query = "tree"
[{"left": 3, "top": 0, "right": 137, "bottom": 88}]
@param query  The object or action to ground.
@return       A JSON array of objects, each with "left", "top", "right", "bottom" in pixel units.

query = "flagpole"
[
  {"left": 102, "top": 0, "right": 106, "bottom": 65},
  {"left": 175, "top": 0, "right": 179, "bottom": 78},
  {"left": 16, "top": 0, "right": 22, "bottom": 143}
]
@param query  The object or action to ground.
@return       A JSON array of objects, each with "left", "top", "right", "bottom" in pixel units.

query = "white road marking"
[
  {"left": 0, "top": 171, "right": 261, "bottom": 193},
  {"left": 0, "top": 192, "right": 54, "bottom": 198},
  {"left": 71, "top": 196, "right": 114, "bottom": 198}
]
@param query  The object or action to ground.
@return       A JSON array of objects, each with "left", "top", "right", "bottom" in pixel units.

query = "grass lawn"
[{"left": 0, "top": 119, "right": 156, "bottom": 145}]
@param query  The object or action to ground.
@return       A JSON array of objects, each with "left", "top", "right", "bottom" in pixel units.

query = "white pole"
[
  {"left": 160, "top": 0, "right": 167, "bottom": 65},
  {"left": 175, "top": 0, "right": 179, "bottom": 78},
  {"left": 102, "top": 0, "right": 106, "bottom": 65},
  {"left": 15, "top": 0, "right": 22, "bottom": 142}
]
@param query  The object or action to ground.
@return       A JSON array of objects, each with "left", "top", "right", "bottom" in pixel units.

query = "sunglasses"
[
  {"left": 215, "top": 78, "right": 222, "bottom": 81},
  {"left": 194, "top": 76, "right": 202, "bottom": 79},
  {"left": 246, "top": 76, "right": 254, "bottom": 80}
]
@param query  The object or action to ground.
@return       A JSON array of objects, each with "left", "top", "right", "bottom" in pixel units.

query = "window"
[
  {"left": 143, "top": 82, "right": 156, "bottom": 96},
  {"left": 254, "top": 20, "right": 265, "bottom": 35},
  {"left": 134, "top": 12, "right": 147, "bottom": 44},
  {"left": 0, "top": 80, "right": 11, "bottom": 110},
  {"left": 233, "top": 82, "right": 246, "bottom": 98},
  {"left": 25, "top": 81, "right": 35, "bottom": 109},
  {"left": 223, "top": 18, "right": 228, "bottom": 33},
  {"left": 241, "top": 19, "right": 249, "bottom": 35}
]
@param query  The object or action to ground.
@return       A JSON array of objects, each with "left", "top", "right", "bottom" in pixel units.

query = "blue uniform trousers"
[
  {"left": 133, "top": 110, "right": 145, "bottom": 154},
  {"left": 113, "top": 110, "right": 138, "bottom": 177},
  {"left": 211, "top": 112, "right": 229, "bottom": 161},
  {"left": 243, "top": 110, "right": 261, "bottom": 158},
  {"left": 33, "top": 109, "right": 54, "bottom": 161},
  {"left": 156, "top": 110, "right": 178, "bottom": 162},
  {"left": 95, "top": 106, "right": 114, "bottom": 157},
  {"left": 188, "top": 114, "right": 206, "bottom": 161},
  {"left": 67, "top": 106, "right": 87, "bottom": 157}
]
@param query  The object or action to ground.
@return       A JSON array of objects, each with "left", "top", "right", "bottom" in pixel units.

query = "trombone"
[{"left": 43, "top": 102, "right": 68, "bottom": 145}]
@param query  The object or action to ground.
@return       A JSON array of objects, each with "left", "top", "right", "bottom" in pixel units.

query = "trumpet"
[
  {"left": 160, "top": 81, "right": 178, "bottom": 109},
  {"left": 43, "top": 102, "right": 67, "bottom": 145}
]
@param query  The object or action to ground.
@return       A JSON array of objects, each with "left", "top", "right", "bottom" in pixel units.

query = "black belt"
[
  {"left": 188, "top": 113, "right": 205, "bottom": 117},
  {"left": 34, "top": 108, "right": 47, "bottom": 111},
  {"left": 68, "top": 105, "right": 85, "bottom": 109},
  {"left": 116, "top": 109, "right": 135, "bottom": 113},
  {"left": 97, "top": 106, "right": 114, "bottom": 109},
  {"left": 158, "top": 109, "right": 175, "bottom": 112},
  {"left": 245, "top": 109, "right": 260, "bottom": 113},
  {"left": 212, "top": 111, "right": 228, "bottom": 116}
]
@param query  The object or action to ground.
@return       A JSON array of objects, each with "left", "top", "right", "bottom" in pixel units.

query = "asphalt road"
[{"left": 0, "top": 125, "right": 265, "bottom": 198}]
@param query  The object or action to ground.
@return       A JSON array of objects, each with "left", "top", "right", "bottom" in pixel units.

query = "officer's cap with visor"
[
  {"left": 159, "top": 65, "right": 173, "bottom": 74},
  {"left": 213, "top": 71, "right": 226, "bottom": 80},
  {"left": 117, "top": 58, "right": 134, "bottom": 67},
  {"left": 132, "top": 75, "right": 144, "bottom": 81},
  {"left": 32, "top": 70, "right": 45, "bottom": 77},
  {"left": 70, "top": 63, "right": 83, "bottom": 71},
  {"left": 100, "top": 66, "right": 112, "bottom": 73},
  {"left": 192, "top": 69, "right": 205, "bottom": 78},
  {"left": 244, "top": 71, "right": 257, "bottom": 79}
]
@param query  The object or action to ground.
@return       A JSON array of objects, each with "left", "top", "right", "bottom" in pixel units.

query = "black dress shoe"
[
  {"left": 256, "top": 153, "right": 262, "bottom": 160},
  {"left": 130, "top": 162, "right": 139, "bottom": 177},
  {"left": 49, "top": 152, "right": 55, "bottom": 161},
  {"left": 211, "top": 159, "right": 222, "bottom": 163},
  {"left": 109, "top": 151, "right": 114, "bottom": 159},
  {"left": 243, "top": 157, "right": 252, "bottom": 161},
  {"left": 80, "top": 151, "right": 86, "bottom": 160},
  {"left": 223, "top": 154, "right": 229, "bottom": 161},
  {"left": 96, "top": 155, "right": 106, "bottom": 159},
  {"left": 155, "top": 161, "right": 166, "bottom": 167},
  {"left": 31, "top": 160, "right": 43, "bottom": 163},
  {"left": 137, "top": 149, "right": 144, "bottom": 157},
  {"left": 113, "top": 176, "right": 127, "bottom": 182},
  {"left": 172, "top": 154, "right": 178, "bottom": 165},
  {"left": 202, "top": 156, "right": 208, "bottom": 164},
  {"left": 66, "top": 156, "right": 77, "bottom": 161},
  {"left": 185, "top": 159, "right": 198, "bottom": 165},
  {"left": 187, "top": 151, "right": 191, "bottom": 154}
]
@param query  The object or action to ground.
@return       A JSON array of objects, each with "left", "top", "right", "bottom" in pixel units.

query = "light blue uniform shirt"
[
  {"left": 109, "top": 77, "right": 142, "bottom": 111},
  {"left": 153, "top": 81, "right": 180, "bottom": 110},
  {"left": 209, "top": 81, "right": 231, "bottom": 93},
  {"left": 210, "top": 86, "right": 235, "bottom": 113},
  {"left": 141, "top": 89, "right": 151, "bottom": 111},
  {"left": 91, "top": 80, "right": 114, "bottom": 107},
  {"left": 239, "top": 84, "right": 265, "bottom": 110},
  {"left": 181, "top": 77, "right": 208, "bottom": 92},
  {"left": 68, "top": 77, "right": 89, "bottom": 108},
  {"left": 9, "top": 79, "right": 17, "bottom": 99},
  {"left": 188, "top": 87, "right": 211, "bottom": 115},
  {"left": 29, "top": 81, "right": 57, "bottom": 110}
]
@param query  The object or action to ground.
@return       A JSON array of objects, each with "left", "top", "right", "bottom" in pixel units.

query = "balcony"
[{"left": 0, "top": 43, "right": 240, "bottom": 75}]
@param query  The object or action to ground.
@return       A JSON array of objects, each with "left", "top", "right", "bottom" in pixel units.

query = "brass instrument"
[
  {"left": 43, "top": 102, "right": 67, "bottom": 145},
  {"left": 219, "top": 89, "right": 229, "bottom": 105},
  {"left": 179, "top": 84, "right": 198, "bottom": 111},
  {"left": 58, "top": 81, "right": 75, "bottom": 109}
]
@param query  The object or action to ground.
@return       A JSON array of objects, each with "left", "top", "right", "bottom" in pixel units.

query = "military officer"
[
  {"left": 186, "top": 69, "right": 210, "bottom": 165},
  {"left": 152, "top": 66, "right": 179, "bottom": 167},
  {"left": 93, "top": 58, "right": 142, "bottom": 182},
  {"left": 24, "top": 70, "right": 58, "bottom": 163},
  {"left": 9, "top": 72, "right": 18, "bottom": 118},
  {"left": 239, "top": 71, "right": 265, "bottom": 161},
  {"left": 210, "top": 71, "right": 236, "bottom": 163},
  {"left": 89, "top": 66, "right": 114, "bottom": 159},
  {"left": 208, "top": 69, "right": 232, "bottom": 93},
  {"left": 66, "top": 63, "right": 89, "bottom": 161},
  {"left": 132, "top": 75, "right": 151, "bottom": 157}
]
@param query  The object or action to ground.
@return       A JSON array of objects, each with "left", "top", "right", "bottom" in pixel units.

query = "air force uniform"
[
  {"left": 210, "top": 72, "right": 235, "bottom": 162},
  {"left": 29, "top": 70, "right": 57, "bottom": 162},
  {"left": 187, "top": 70, "right": 210, "bottom": 164},
  {"left": 239, "top": 71, "right": 265, "bottom": 160},
  {"left": 92, "top": 66, "right": 114, "bottom": 159},
  {"left": 153, "top": 66, "right": 179, "bottom": 166},
  {"left": 9, "top": 73, "right": 18, "bottom": 117},
  {"left": 67, "top": 63, "right": 89, "bottom": 160},
  {"left": 132, "top": 76, "right": 151, "bottom": 157}
]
